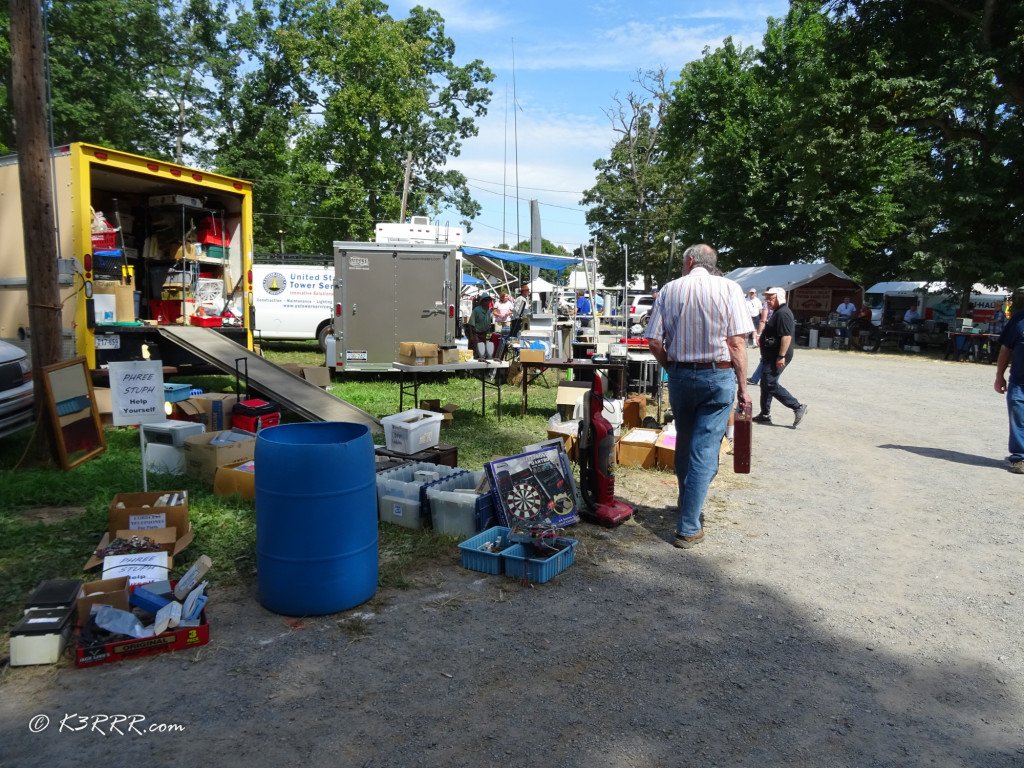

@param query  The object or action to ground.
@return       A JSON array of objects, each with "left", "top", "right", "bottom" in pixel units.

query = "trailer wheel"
[{"left": 316, "top": 323, "right": 331, "bottom": 353}]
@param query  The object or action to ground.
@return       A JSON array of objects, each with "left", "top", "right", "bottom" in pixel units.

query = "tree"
[
  {"left": 823, "top": 0, "right": 1024, "bottom": 290},
  {"left": 245, "top": 0, "right": 494, "bottom": 253},
  {"left": 662, "top": 4, "right": 916, "bottom": 275},
  {"left": 582, "top": 69, "right": 674, "bottom": 291}
]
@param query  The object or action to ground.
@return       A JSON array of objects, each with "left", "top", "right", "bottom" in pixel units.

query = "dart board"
[{"left": 506, "top": 480, "right": 545, "bottom": 520}]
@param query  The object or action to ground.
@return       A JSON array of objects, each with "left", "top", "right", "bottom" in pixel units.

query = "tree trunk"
[{"left": 9, "top": 0, "right": 62, "bottom": 466}]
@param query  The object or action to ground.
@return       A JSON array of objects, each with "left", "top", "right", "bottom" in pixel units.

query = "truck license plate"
[{"left": 95, "top": 334, "right": 120, "bottom": 349}]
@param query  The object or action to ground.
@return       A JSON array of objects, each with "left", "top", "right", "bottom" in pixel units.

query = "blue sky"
[{"left": 390, "top": 0, "right": 790, "bottom": 252}]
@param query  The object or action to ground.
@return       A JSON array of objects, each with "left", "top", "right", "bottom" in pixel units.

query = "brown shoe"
[
  {"left": 673, "top": 529, "right": 705, "bottom": 549},
  {"left": 1010, "top": 460, "right": 1024, "bottom": 475}
]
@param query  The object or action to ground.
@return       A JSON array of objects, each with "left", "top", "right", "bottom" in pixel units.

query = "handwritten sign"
[
  {"left": 107, "top": 360, "right": 165, "bottom": 426},
  {"left": 102, "top": 552, "right": 169, "bottom": 586}
]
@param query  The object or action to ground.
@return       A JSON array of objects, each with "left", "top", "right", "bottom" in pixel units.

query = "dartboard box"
[{"left": 486, "top": 446, "right": 579, "bottom": 529}]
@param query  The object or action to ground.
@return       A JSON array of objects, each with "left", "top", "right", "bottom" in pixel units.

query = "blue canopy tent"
[
  {"left": 461, "top": 273, "right": 484, "bottom": 285},
  {"left": 461, "top": 246, "right": 579, "bottom": 274}
]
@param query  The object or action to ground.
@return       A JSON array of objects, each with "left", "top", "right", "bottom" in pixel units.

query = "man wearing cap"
[
  {"left": 746, "top": 288, "right": 762, "bottom": 346},
  {"left": 510, "top": 284, "right": 531, "bottom": 337},
  {"left": 645, "top": 244, "right": 753, "bottom": 549},
  {"left": 754, "top": 287, "right": 808, "bottom": 427}
]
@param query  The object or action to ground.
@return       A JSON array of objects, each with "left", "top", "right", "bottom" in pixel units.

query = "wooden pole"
[
  {"left": 399, "top": 151, "right": 413, "bottom": 223},
  {"left": 9, "top": 0, "right": 62, "bottom": 463}
]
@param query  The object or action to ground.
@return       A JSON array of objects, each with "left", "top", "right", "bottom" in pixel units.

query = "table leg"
[{"left": 522, "top": 365, "right": 529, "bottom": 417}]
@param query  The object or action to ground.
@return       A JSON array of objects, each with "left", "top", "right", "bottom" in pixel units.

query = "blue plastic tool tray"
[
  {"left": 457, "top": 526, "right": 511, "bottom": 575},
  {"left": 502, "top": 537, "right": 577, "bottom": 584},
  {"left": 163, "top": 383, "right": 192, "bottom": 403}
]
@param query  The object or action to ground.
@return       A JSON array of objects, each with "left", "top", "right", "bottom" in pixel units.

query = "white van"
[{"left": 253, "top": 260, "right": 335, "bottom": 350}]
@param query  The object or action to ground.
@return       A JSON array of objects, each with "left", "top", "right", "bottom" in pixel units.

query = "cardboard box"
[
  {"left": 547, "top": 419, "right": 581, "bottom": 462},
  {"left": 519, "top": 348, "right": 546, "bottom": 364},
  {"left": 458, "top": 349, "right": 474, "bottom": 363},
  {"left": 399, "top": 341, "right": 439, "bottom": 366},
  {"left": 84, "top": 492, "right": 192, "bottom": 570},
  {"left": 76, "top": 577, "right": 131, "bottom": 623},
  {"left": 439, "top": 347, "right": 460, "bottom": 364},
  {"left": 300, "top": 365, "right": 331, "bottom": 388},
  {"left": 655, "top": 431, "right": 676, "bottom": 470},
  {"left": 420, "top": 399, "right": 459, "bottom": 423},
  {"left": 76, "top": 608, "right": 209, "bottom": 668},
  {"left": 92, "top": 386, "right": 114, "bottom": 427},
  {"left": 93, "top": 281, "right": 136, "bottom": 321},
  {"left": 185, "top": 393, "right": 239, "bottom": 431},
  {"left": 184, "top": 430, "right": 257, "bottom": 484},
  {"left": 617, "top": 428, "right": 660, "bottom": 469},
  {"left": 623, "top": 394, "right": 647, "bottom": 430},
  {"left": 213, "top": 460, "right": 256, "bottom": 500}
]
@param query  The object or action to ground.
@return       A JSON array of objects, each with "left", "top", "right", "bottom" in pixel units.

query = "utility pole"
[
  {"left": 399, "top": 152, "right": 413, "bottom": 223},
  {"left": 10, "top": 0, "right": 61, "bottom": 463}
]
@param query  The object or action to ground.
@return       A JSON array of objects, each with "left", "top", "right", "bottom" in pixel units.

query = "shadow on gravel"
[
  {"left": 617, "top": 509, "right": 1022, "bottom": 767},
  {"left": 879, "top": 443, "right": 1006, "bottom": 469}
]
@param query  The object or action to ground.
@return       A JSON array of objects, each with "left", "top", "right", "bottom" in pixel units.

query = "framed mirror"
[{"left": 41, "top": 357, "right": 106, "bottom": 470}]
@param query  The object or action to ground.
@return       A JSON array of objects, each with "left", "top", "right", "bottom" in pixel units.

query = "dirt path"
[{"left": 3, "top": 348, "right": 1022, "bottom": 767}]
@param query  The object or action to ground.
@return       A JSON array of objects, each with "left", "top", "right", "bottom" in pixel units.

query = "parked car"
[
  {"left": 0, "top": 340, "right": 34, "bottom": 440},
  {"left": 630, "top": 294, "right": 656, "bottom": 327}
]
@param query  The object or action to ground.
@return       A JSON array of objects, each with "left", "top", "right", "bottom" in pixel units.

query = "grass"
[{"left": 0, "top": 342, "right": 563, "bottom": 652}]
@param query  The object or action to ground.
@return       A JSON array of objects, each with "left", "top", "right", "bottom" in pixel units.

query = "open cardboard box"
[
  {"left": 399, "top": 341, "right": 439, "bottom": 366},
  {"left": 184, "top": 430, "right": 256, "bottom": 484},
  {"left": 76, "top": 577, "right": 131, "bottom": 624},
  {"left": 179, "top": 393, "right": 239, "bottom": 431},
  {"left": 213, "top": 460, "right": 255, "bottom": 500},
  {"left": 655, "top": 431, "right": 676, "bottom": 470},
  {"left": 617, "top": 428, "right": 661, "bottom": 469},
  {"left": 84, "top": 492, "right": 192, "bottom": 570},
  {"left": 76, "top": 606, "right": 209, "bottom": 668}
]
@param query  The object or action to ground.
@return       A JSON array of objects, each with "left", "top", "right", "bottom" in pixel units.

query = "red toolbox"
[{"left": 232, "top": 399, "right": 280, "bottom": 433}]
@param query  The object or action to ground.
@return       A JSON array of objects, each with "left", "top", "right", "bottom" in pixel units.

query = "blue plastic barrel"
[{"left": 255, "top": 422, "right": 378, "bottom": 615}]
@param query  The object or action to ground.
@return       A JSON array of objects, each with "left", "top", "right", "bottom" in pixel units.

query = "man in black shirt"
[{"left": 754, "top": 287, "right": 808, "bottom": 427}]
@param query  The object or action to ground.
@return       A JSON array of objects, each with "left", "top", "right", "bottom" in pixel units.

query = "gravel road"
[{"left": 2, "top": 347, "right": 1022, "bottom": 767}]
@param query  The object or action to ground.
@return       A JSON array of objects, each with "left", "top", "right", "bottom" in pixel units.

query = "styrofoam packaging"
[{"left": 381, "top": 409, "right": 444, "bottom": 453}]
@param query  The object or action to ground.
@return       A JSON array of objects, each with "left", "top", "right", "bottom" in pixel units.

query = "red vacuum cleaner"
[{"left": 577, "top": 374, "right": 634, "bottom": 526}]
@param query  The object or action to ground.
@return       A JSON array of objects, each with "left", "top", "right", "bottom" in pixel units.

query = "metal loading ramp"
[{"left": 158, "top": 326, "right": 381, "bottom": 433}]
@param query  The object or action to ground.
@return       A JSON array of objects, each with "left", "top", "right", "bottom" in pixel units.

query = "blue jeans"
[
  {"left": 1008, "top": 382, "right": 1024, "bottom": 462},
  {"left": 666, "top": 366, "right": 736, "bottom": 537},
  {"left": 749, "top": 360, "right": 763, "bottom": 384}
]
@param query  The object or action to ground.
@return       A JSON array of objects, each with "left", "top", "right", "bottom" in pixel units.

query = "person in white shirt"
[
  {"left": 836, "top": 297, "right": 857, "bottom": 319},
  {"left": 745, "top": 288, "right": 761, "bottom": 346}
]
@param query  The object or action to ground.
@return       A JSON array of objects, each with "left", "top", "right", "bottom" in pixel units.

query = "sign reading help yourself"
[{"left": 108, "top": 361, "right": 166, "bottom": 426}]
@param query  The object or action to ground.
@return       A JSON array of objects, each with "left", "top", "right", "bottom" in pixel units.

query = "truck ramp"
[{"left": 159, "top": 326, "right": 381, "bottom": 433}]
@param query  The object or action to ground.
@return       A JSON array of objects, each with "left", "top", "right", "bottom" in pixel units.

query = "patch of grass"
[{"left": 0, "top": 341, "right": 568, "bottom": 652}]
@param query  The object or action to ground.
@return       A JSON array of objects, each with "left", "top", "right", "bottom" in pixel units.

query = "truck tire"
[{"left": 316, "top": 323, "right": 331, "bottom": 353}]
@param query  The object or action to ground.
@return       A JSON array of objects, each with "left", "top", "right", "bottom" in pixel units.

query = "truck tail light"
[
  {"left": 335, "top": 303, "right": 342, "bottom": 317},
  {"left": 83, "top": 253, "right": 92, "bottom": 273},
  {"left": 448, "top": 304, "right": 455, "bottom": 318}
]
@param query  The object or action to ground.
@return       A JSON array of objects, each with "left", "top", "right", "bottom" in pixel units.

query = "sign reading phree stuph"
[{"left": 108, "top": 360, "right": 166, "bottom": 426}]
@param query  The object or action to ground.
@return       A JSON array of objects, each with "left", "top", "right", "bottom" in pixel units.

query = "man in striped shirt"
[{"left": 645, "top": 244, "right": 753, "bottom": 549}]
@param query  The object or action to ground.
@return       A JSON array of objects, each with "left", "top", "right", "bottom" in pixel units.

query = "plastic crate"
[
  {"left": 381, "top": 409, "right": 443, "bottom": 454},
  {"left": 163, "top": 383, "right": 192, "bottom": 403},
  {"left": 425, "top": 470, "right": 495, "bottom": 538},
  {"left": 92, "top": 251, "right": 123, "bottom": 275},
  {"left": 189, "top": 314, "right": 223, "bottom": 327},
  {"left": 204, "top": 245, "right": 229, "bottom": 259},
  {"left": 457, "top": 526, "right": 512, "bottom": 575},
  {"left": 91, "top": 231, "right": 117, "bottom": 250},
  {"left": 501, "top": 538, "right": 577, "bottom": 583},
  {"left": 150, "top": 299, "right": 183, "bottom": 324}
]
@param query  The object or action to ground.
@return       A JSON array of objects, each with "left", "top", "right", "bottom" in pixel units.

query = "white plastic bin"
[
  {"left": 381, "top": 409, "right": 444, "bottom": 453},
  {"left": 376, "top": 462, "right": 464, "bottom": 528}
]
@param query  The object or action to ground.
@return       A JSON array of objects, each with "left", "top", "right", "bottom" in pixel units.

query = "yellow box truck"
[{"left": 0, "top": 143, "right": 254, "bottom": 371}]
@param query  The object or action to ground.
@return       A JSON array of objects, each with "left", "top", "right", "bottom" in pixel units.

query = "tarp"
[
  {"left": 460, "top": 250, "right": 517, "bottom": 284},
  {"left": 461, "top": 246, "right": 579, "bottom": 273},
  {"left": 461, "top": 273, "right": 484, "bottom": 285}
]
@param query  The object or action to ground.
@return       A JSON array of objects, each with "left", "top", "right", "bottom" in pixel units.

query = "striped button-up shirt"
[{"left": 644, "top": 267, "right": 753, "bottom": 363}]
